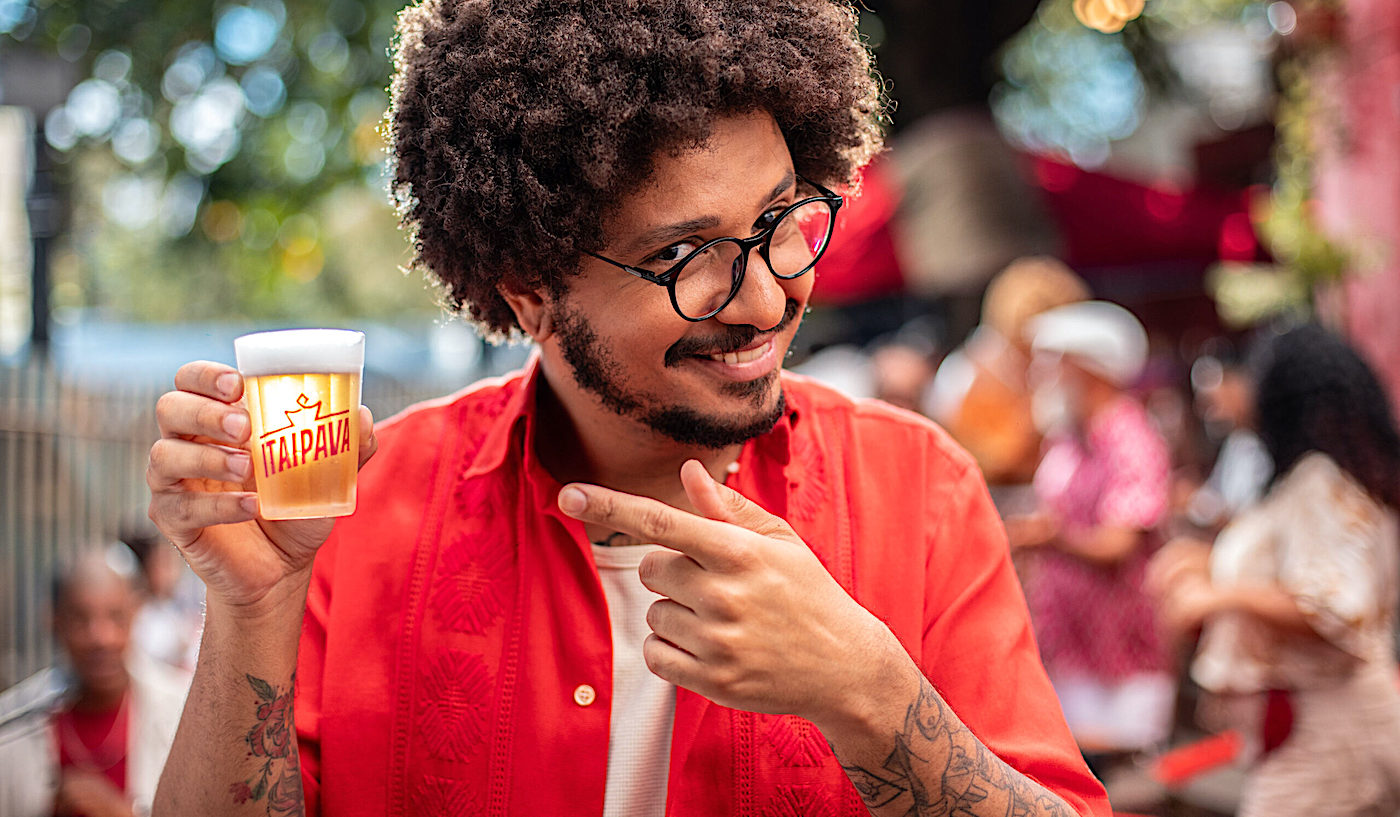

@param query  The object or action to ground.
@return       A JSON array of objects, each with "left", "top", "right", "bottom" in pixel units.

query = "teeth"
[{"left": 708, "top": 343, "right": 768, "bottom": 364}]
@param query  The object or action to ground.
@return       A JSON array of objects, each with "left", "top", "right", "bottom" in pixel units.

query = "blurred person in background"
[
  {"left": 869, "top": 330, "right": 939, "bottom": 413},
  {"left": 0, "top": 547, "right": 189, "bottom": 817},
  {"left": 1150, "top": 325, "right": 1400, "bottom": 816},
  {"left": 929, "top": 256, "right": 1091, "bottom": 489},
  {"left": 123, "top": 529, "right": 205, "bottom": 671},
  {"left": 1005, "top": 301, "right": 1175, "bottom": 760},
  {"left": 1180, "top": 341, "right": 1273, "bottom": 532}
]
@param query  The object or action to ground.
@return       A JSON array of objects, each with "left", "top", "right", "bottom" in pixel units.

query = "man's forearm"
[
  {"left": 826, "top": 671, "right": 1077, "bottom": 817},
  {"left": 152, "top": 583, "right": 309, "bottom": 817}
]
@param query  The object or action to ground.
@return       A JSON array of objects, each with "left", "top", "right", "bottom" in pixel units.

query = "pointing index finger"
[
  {"left": 558, "top": 484, "right": 741, "bottom": 569},
  {"left": 679, "top": 459, "right": 801, "bottom": 544}
]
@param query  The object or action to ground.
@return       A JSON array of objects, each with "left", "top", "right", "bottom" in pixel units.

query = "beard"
[{"left": 552, "top": 300, "right": 799, "bottom": 449}]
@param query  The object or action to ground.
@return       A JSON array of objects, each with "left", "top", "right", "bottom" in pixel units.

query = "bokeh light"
[
  {"left": 169, "top": 76, "right": 246, "bottom": 173},
  {"left": 65, "top": 78, "right": 121, "bottom": 137},
  {"left": 994, "top": 14, "right": 1146, "bottom": 166},
  {"left": 0, "top": 0, "right": 31, "bottom": 34},
  {"left": 214, "top": 4, "right": 282, "bottom": 65},
  {"left": 111, "top": 118, "right": 161, "bottom": 165},
  {"left": 241, "top": 65, "right": 287, "bottom": 117}
]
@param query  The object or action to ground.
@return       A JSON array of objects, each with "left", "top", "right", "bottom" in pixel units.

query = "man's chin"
[
  {"left": 641, "top": 389, "right": 786, "bottom": 449},
  {"left": 717, "top": 367, "right": 781, "bottom": 399}
]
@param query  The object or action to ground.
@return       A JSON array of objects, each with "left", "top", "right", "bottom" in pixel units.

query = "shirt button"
[{"left": 573, "top": 684, "right": 597, "bottom": 707}]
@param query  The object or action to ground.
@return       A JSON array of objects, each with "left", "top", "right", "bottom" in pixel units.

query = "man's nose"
[{"left": 715, "top": 249, "right": 788, "bottom": 330}]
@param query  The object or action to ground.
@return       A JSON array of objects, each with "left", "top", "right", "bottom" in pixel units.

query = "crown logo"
[{"left": 261, "top": 393, "right": 348, "bottom": 439}]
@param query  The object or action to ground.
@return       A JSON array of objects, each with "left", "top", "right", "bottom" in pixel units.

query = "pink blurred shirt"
[{"left": 1028, "top": 397, "right": 1172, "bottom": 680}]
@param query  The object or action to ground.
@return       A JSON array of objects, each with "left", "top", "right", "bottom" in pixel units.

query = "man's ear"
[{"left": 498, "top": 284, "right": 554, "bottom": 342}]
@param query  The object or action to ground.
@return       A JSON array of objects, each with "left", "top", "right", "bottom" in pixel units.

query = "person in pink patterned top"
[{"left": 1006, "top": 301, "right": 1174, "bottom": 755}]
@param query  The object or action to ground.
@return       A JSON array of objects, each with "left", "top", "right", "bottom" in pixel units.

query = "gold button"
[{"left": 573, "top": 684, "right": 597, "bottom": 707}]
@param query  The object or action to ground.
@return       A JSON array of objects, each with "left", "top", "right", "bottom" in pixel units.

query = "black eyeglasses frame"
[{"left": 582, "top": 176, "right": 844, "bottom": 322}]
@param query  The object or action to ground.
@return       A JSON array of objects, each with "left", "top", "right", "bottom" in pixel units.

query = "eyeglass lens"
[{"left": 672, "top": 199, "right": 834, "bottom": 319}]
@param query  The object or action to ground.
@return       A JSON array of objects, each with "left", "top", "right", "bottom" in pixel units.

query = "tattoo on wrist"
[
  {"left": 228, "top": 673, "right": 304, "bottom": 816},
  {"left": 840, "top": 677, "right": 1074, "bottom": 816}
]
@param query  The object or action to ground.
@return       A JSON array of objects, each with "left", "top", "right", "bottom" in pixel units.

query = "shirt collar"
[{"left": 459, "top": 352, "right": 543, "bottom": 482}]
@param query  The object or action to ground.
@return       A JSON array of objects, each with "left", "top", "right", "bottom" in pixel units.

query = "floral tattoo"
[
  {"left": 229, "top": 673, "right": 305, "bottom": 816},
  {"left": 840, "top": 676, "right": 1075, "bottom": 816}
]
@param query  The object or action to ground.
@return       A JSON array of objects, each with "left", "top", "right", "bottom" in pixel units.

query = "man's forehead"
[
  {"left": 617, "top": 170, "right": 796, "bottom": 254},
  {"left": 603, "top": 111, "right": 795, "bottom": 249}
]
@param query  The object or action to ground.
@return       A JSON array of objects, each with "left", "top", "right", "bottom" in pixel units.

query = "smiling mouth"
[
  {"left": 665, "top": 299, "right": 801, "bottom": 367},
  {"left": 706, "top": 340, "right": 772, "bottom": 365}
]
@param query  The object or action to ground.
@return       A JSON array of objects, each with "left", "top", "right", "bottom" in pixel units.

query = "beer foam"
[{"left": 235, "top": 329, "right": 365, "bottom": 376}]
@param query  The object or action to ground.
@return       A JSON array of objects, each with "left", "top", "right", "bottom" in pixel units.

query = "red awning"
[{"left": 811, "top": 151, "right": 1263, "bottom": 305}]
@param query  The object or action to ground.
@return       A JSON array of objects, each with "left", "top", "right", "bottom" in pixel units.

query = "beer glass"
[{"left": 234, "top": 329, "right": 365, "bottom": 520}]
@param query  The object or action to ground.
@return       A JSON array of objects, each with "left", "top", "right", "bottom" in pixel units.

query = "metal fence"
[{"left": 0, "top": 358, "right": 447, "bottom": 688}]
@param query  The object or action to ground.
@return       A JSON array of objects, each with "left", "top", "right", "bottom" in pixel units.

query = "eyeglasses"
[{"left": 584, "top": 177, "right": 844, "bottom": 322}]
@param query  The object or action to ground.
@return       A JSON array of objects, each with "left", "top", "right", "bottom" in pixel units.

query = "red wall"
[{"left": 1315, "top": 0, "right": 1400, "bottom": 402}]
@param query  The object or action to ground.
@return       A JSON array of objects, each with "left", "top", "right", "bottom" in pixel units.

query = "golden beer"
[{"left": 235, "top": 330, "right": 365, "bottom": 520}]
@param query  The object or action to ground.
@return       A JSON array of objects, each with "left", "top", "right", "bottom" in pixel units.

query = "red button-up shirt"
[{"left": 296, "top": 359, "right": 1110, "bottom": 816}]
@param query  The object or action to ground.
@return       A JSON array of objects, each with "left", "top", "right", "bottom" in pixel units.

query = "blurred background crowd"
[{"left": 3, "top": 0, "right": 1400, "bottom": 814}]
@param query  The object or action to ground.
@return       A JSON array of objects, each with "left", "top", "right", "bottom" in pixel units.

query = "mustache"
[{"left": 664, "top": 299, "right": 801, "bottom": 367}]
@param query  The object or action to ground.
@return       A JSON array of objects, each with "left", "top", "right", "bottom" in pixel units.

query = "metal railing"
[{"left": 0, "top": 359, "right": 448, "bottom": 688}]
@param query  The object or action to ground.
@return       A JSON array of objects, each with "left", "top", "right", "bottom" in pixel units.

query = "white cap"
[
  {"left": 234, "top": 328, "right": 365, "bottom": 376},
  {"left": 1028, "top": 300, "right": 1147, "bottom": 387}
]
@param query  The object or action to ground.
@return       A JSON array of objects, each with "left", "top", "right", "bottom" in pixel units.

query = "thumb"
[
  {"left": 356, "top": 405, "right": 378, "bottom": 469},
  {"left": 679, "top": 459, "right": 801, "bottom": 543}
]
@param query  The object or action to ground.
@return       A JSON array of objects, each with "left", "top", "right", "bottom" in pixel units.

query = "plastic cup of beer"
[{"left": 234, "top": 329, "right": 365, "bottom": 520}]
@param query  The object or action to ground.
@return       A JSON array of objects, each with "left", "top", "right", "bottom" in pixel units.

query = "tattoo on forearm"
[
  {"left": 228, "top": 673, "right": 305, "bottom": 817},
  {"left": 840, "top": 678, "right": 1075, "bottom": 817}
]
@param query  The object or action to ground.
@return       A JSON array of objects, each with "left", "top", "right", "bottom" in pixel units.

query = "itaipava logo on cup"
[{"left": 258, "top": 393, "right": 352, "bottom": 477}]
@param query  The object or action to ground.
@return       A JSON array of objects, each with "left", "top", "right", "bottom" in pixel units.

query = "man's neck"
[{"left": 532, "top": 363, "right": 742, "bottom": 513}]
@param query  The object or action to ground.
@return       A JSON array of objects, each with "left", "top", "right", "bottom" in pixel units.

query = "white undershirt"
[{"left": 591, "top": 543, "right": 676, "bottom": 817}]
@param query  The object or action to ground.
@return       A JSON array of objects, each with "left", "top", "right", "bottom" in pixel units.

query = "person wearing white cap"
[
  {"left": 1005, "top": 301, "right": 1175, "bottom": 763},
  {"left": 1028, "top": 300, "right": 1148, "bottom": 391}
]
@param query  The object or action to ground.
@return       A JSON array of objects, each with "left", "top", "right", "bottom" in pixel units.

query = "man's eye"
[
  {"left": 647, "top": 241, "right": 699, "bottom": 267},
  {"left": 755, "top": 207, "right": 785, "bottom": 232}
]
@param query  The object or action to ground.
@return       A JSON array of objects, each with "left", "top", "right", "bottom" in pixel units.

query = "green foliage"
[
  {"left": 5, "top": 0, "right": 437, "bottom": 322},
  {"left": 1207, "top": 262, "right": 1311, "bottom": 327},
  {"left": 1143, "top": 0, "right": 1257, "bottom": 28},
  {"left": 1256, "top": 59, "right": 1349, "bottom": 289},
  {"left": 1211, "top": 5, "right": 1352, "bottom": 328},
  {"left": 994, "top": 0, "right": 1266, "bottom": 162}
]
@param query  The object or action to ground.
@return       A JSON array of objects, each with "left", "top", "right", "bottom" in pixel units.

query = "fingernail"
[
  {"left": 240, "top": 495, "right": 258, "bottom": 515},
  {"left": 558, "top": 486, "right": 587, "bottom": 514},
  {"left": 216, "top": 373, "right": 240, "bottom": 398},
  {"left": 228, "top": 452, "right": 251, "bottom": 479},
  {"left": 223, "top": 412, "right": 249, "bottom": 440}
]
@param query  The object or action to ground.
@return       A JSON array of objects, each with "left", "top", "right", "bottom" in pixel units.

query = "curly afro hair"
[
  {"left": 388, "top": 0, "right": 886, "bottom": 338},
  {"left": 1255, "top": 324, "right": 1400, "bottom": 509}
]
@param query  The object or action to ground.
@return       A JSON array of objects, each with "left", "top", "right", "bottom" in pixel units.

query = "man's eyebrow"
[
  {"left": 622, "top": 216, "right": 721, "bottom": 258},
  {"left": 759, "top": 170, "right": 797, "bottom": 212},
  {"left": 619, "top": 170, "right": 798, "bottom": 259}
]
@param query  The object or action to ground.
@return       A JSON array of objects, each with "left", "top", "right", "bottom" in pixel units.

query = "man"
[
  {"left": 0, "top": 549, "right": 188, "bottom": 817},
  {"left": 146, "top": 1, "right": 1110, "bottom": 815}
]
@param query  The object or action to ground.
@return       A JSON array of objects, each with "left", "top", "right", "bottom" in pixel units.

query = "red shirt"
[
  {"left": 54, "top": 698, "right": 129, "bottom": 800},
  {"left": 296, "top": 359, "right": 1110, "bottom": 816}
]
